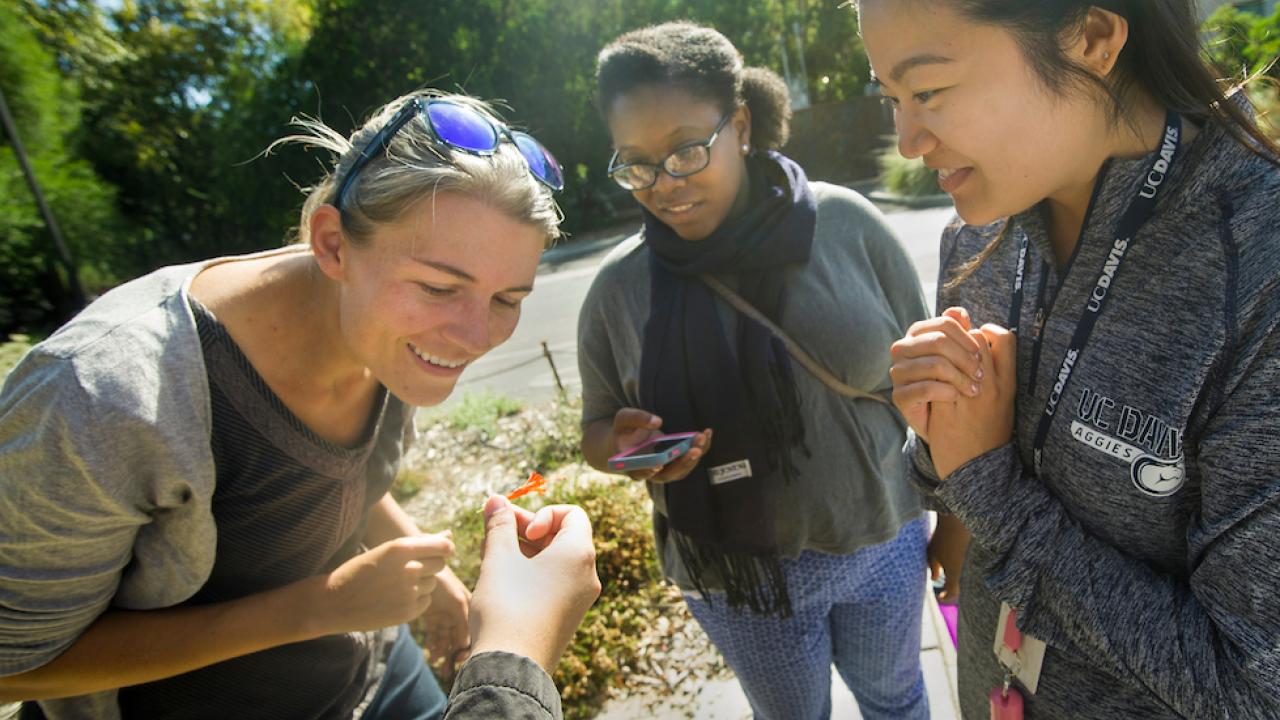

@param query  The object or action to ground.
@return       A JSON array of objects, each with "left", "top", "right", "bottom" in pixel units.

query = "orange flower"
[{"left": 506, "top": 471, "right": 548, "bottom": 501}]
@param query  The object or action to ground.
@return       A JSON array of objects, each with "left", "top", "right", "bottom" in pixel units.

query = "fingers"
[
  {"left": 522, "top": 505, "right": 567, "bottom": 543},
  {"left": 393, "top": 533, "right": 455, "bottom": 558},
  {"left": 541, "top": 505, "right": 593, "bottom": 549},
  {"left": 613, "top": 408, "right": 661, "bottom": 433},
  {"left": 891, "top": 359, "right": 979, "bottom": 403},
  {"left": 892, "top": 379, "right": 965, "bottom": 412},
  {"left": 941, "top": 306, "right": 973, "bottom": 332},
  {"left": 979, "top": 324, "right": 1018, "bottom": 392},
  {"left": 415, "top": 575, "right": 439, "bottom": 600},
  {"left": 893, "top": 316, "right": 985, "bottom": 384},
  {"left": 520, "top": 504, "right": 594, "bottom": 554},
  {"left": 480, "top": 495, "right": 518, "bottom": 559},
  {"left": 652, "top": 429, "right": 712, "bottom": 484}
]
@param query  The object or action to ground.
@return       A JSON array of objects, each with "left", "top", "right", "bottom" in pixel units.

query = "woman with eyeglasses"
[
  {"left": 0, "top": 90, "right": 599, "bottom": 720},
  {"left": 577, "top": 22, "right": 932, "bottom": 720},
  {"left": 859, "top": 0, "right": 1280, "bottom": 717}
]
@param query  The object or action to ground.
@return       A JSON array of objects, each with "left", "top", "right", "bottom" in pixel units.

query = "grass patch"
[
  {"left": 525, "top": 398, "right": 585, "bottom": 473},
  {"left": 390, "top": 465, "right": 431, "bottom": 503},
  {"left": 878, "top": 139, "right": 940, "bottom": 197},
  {"left": 444, "top": 478, "right": 663, "bottom": 720},
  {"left": 423, "top": 388, "right": 523, "bottom": 436},
  {"left": 0, "top": 334, "right": 38, "bottom": 384}
]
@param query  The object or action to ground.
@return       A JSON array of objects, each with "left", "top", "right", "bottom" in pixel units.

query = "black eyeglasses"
[
  {"left": 607, "top": 112, "right": 734, "bottom": 191},
  {"left": 332, "top": 98, "right": 564, "bottom": 211}
]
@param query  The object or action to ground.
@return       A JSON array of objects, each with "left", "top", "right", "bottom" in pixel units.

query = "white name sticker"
[{"left": 708, "top": 459, "right": 752, "bottom": 485}]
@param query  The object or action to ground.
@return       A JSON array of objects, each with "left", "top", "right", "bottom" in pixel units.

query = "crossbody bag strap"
[{"left": 700, "top": 273, "right": 890, "bottom": 405}]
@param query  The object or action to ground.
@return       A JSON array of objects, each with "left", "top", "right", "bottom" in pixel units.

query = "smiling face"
[
  {"left": 326, "top": 192, "right": 544, "bottom": 408},
  {"left": 606, "top": 85, "right": 750, "bottom": 241},
  {"left": 859, "top": 0, "right": 1115, "bottom": 226}
]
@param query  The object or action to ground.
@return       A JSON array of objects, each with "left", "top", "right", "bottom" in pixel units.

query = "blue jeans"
[
  {"left": 684, "top": 517, "right": 929, "bottom": 720},
  {"left": 361, "top": 624, "right": 447, "bottom": 720}
]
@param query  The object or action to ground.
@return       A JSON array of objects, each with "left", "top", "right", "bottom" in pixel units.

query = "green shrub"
[
  {"left": 426, "top": 388, "right": 523, "bottom": 436},
  {"left": 877, "top": 140, "right": 940, "bottom": 197},
  {"left": 0, "top": 334, "right": 36, "bottom": 383},
  {"left": 390, "top": 465, "right": 430, "bottom": 503},
  {"left": 444, "top": 478, "right": 663, "bottom": 720},
  {"left": 525, "top": 398, "right": 586, "bottom": 472}
]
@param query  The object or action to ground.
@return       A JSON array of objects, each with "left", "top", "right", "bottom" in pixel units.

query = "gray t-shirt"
[
  {"left": 577, "top": 182, "right": 929, "bottom": 590},
  {"left": 0, "top": 249, "right": 414, "bottom": 719}
]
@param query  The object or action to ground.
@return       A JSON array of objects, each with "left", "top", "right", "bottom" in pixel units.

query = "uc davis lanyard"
[{"left": 1007, "top": 111, "right": 1183, "bottom": 477}]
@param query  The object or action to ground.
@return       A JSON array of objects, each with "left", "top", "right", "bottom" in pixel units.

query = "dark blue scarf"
[{"left": 638, "top": 151, "right": 816, "bottom": 617}]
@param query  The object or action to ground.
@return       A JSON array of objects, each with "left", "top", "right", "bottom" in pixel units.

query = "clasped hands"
[{"left": 889, "top": 306, "right": 1018, "bottom": 481}]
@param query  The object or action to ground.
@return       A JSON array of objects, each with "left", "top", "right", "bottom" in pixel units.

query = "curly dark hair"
[{"left": 596, "top": 21, "right": 792, "bottom": 150}]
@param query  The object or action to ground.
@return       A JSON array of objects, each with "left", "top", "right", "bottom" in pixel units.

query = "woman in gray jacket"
[
  {"left": 862, "top": 0, "right": 1280, "bottom": 717},
  {"left": 0, "top": 90, "right": 596, "bottom": 720}
]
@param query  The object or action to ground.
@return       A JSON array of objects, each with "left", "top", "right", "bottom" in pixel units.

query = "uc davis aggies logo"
[{"left": 1131, "top": 455, "right": 1186, "bottom": 497}]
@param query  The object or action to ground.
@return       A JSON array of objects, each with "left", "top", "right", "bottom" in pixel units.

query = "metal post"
[
  {"left": 541, "top": 341, "right": 566, "bottom": 402},
  {"left": 0, "top": 86, "right": 86, "bottom": 308}
]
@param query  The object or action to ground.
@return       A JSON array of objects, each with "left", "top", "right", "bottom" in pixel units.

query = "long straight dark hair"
[{"left": 938, "top": 0, "right": 1279, "bottom": 285}]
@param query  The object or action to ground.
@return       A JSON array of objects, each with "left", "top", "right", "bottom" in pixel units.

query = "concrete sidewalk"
[{"left": 598, "top": 580, "right": 960, "bottom": 719}]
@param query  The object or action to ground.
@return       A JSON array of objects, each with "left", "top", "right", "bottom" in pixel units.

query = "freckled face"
[
  {"left": 859, "top": 0, "right": 1112, "bottom": 225},
  {"left": 336, "top": 192, "right": 544, "bottom": 407},
  {"left": 606, "top": 86, "right": 750, "bottom": 241}
]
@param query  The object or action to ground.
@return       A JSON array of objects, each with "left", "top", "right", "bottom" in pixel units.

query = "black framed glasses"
[
  {"left": 607, "top": 112, "right": 734, "bottom": 191},
  {"left": 332, "top": 97, "right": 565, "bottom": 211}
]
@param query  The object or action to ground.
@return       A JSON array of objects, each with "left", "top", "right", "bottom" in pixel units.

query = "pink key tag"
[{"left": 989, "top": 686, "right": 1025, "bottom": 720}]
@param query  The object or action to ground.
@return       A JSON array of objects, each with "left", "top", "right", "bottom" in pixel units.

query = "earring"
[
  {"left": 1103, "top": 50, "right": 1111, "bottom": 60},
  {"left": 741, "top": 144, "right": 750, "bottom": 154}
]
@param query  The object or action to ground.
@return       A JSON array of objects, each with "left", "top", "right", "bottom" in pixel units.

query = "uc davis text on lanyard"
[{"left": 1007, "top": 111, "right": 1183, "bottom": 478}]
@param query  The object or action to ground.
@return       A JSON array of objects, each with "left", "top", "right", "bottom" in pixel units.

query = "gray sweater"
[
  {"left": 910, "top": 119, "right": 1280, "bottom": 717},
  {"left": 578, "top": 182, "right": 929, "bottom": 591}
]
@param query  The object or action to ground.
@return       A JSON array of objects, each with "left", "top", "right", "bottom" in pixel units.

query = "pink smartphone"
[{"left": 608, "top": 432, "right": 698, "bottom": 472}]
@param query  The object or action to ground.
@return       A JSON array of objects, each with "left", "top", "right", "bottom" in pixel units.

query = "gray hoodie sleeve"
[
  {"left": 445, "top": 651, "right": 561, "bottom": 719},
  {"left": 935, "top": 318, "right": 1280, "bottom": 717}
]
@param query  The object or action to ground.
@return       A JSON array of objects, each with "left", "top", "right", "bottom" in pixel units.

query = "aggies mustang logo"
[{"left": 1070, "top": 387, "right": 1186, "bottom": 497}]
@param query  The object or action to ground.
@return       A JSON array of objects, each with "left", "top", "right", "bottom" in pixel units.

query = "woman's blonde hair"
[{"left": 271, "top": 90, "right": 562, "bottom": 248}]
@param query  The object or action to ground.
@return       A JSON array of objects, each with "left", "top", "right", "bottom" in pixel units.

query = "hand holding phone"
[
  {"left": 608, "top": 433, "right": 698, "bottom": 471},
  {"left": 604, "top": 408, "right": 713, "bottom": 483}
]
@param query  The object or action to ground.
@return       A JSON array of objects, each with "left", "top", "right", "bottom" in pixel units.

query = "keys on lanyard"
[
  {"left": 989, "top": 674, "right": 1026, "bottom": 720},
  {"left": 990, "top": 608, "right": 1026, "bottom": 719}
]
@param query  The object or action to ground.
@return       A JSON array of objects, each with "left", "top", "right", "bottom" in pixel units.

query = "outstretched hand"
[{"left": 466, "top": 495, "right": 601, "bottom": 674}]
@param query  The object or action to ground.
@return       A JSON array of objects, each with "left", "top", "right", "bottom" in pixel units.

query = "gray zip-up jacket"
[{"left": 909, "top": 117, "right": 1280, "bottom": 718}]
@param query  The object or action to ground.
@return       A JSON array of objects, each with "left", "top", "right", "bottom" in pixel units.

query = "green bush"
[
  {"left": 525, "top": 398, "right": 586, "bottom": 472},
  {"left": 0, "top": 334, "right": 37, "bottom": 383},
  {"left": 877, "top": 140, "right": 940, "bottom": 197},
  {"left": 444, "top": 478, "right": 663, "bottom": 720},
  {"left": 1204, "top": 4, "right": 1280, "bottom": 80},
  {"left": 1204, "top": 3, "right": 1280, "bottom": 142},
  {"left": 425, "top": 388, "right": 524, "bottom": 436}
]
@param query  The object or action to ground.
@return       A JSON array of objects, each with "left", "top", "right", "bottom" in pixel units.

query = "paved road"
[{"left": 446, "top": 204, "right": 955, "bottom": 406}]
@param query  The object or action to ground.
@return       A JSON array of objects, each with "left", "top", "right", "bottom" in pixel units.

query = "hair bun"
[{"left": 741, "top": 66, "right": 792, "bottom": 150}]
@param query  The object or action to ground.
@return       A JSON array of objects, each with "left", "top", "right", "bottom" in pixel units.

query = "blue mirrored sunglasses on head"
[{"left": 332, "top": 97, "right": 565, "bottom": 211}]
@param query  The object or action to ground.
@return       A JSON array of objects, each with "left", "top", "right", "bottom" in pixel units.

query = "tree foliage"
[
  {"left": 3, "top": 0, "right": 878, "bottom": 332},
  {"left": 0, "top": 0, "right": 125, "bottom": 328}
]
